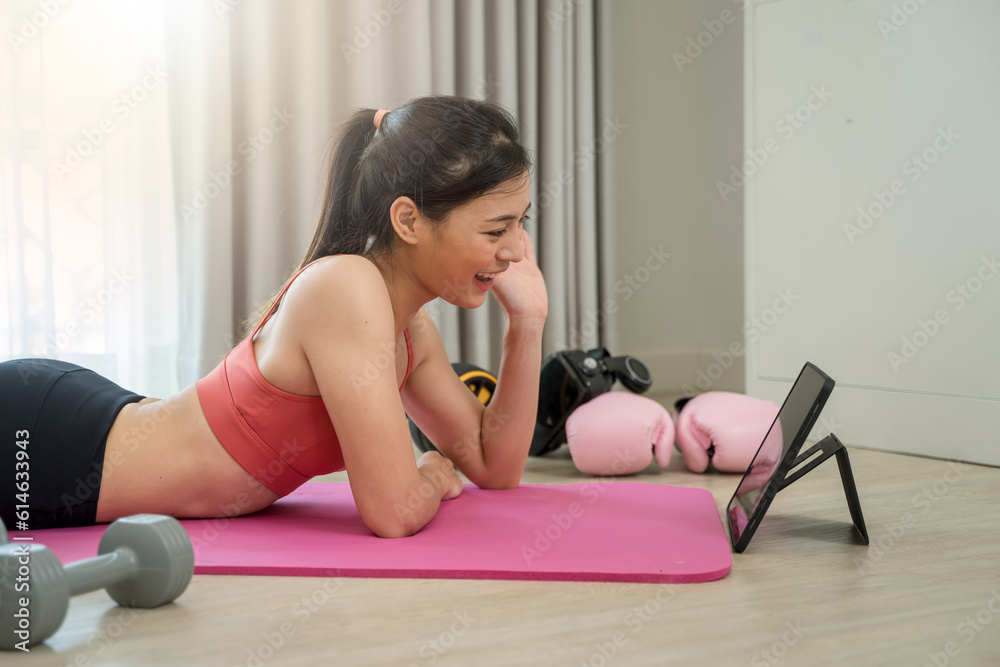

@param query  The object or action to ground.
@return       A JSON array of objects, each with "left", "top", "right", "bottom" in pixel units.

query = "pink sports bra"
[{"left": 196, "top": 258, "right": 413, "bottom": 497}]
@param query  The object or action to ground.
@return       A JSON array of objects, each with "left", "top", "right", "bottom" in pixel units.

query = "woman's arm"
[
  {"left": 402, "top": 230, "right": 548, "bottom": 488},
  {"left": 477, "top": 315, "right": 545, "bottom": 487},
  {"left": 295, "top": 256, "right": 462, "bottom": 538}
]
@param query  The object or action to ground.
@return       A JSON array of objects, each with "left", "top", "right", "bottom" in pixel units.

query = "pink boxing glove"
[
  {"left": 565, "top": 392, "right": 675, "bottom": 476},
  {"left": 736, "top": 417, "right": 785, "bottom": 494},
  {"left": 675, "top": 391, "right": 780, "bottom": 474}
]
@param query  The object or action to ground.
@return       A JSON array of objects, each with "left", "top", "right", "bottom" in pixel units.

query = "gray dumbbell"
[{"left": 0, "top": 514, "right": 194, "bottom": 650}]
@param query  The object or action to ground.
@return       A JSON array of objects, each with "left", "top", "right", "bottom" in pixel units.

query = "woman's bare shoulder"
[
  {"left": 284, "top": 254, "right": 393, "bottom": 332},
  {"left": 292, "top": 255, "right": 386, "bottom": 301},
  {"left": 301, "top": 253, "right": 380, "bottom": 280}
]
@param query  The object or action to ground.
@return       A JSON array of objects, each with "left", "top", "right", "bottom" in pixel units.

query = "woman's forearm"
[{"left": 477, "top": 316, "right": 545, "bottom": 488}]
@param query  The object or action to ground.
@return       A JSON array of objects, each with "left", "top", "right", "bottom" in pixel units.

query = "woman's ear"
[{"left": 389, "top": 196, "right": 422, "bottom": 245}]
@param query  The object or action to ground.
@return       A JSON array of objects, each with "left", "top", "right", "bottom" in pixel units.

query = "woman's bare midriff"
[
  {"left": 95, "top": 383, "right": 281, "bottom": 523},
  {"left": 93, "top": 308, "right": 413, "bottom": 523}
]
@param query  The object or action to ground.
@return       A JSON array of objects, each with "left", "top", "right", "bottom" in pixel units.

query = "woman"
[{"left": 1, "top": 96, "right": 547, "bottom": 538}]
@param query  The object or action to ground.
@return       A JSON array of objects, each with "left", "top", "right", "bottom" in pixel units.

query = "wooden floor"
[{"left": 6, "top": 411, "right": 1000, "bottom": 666}]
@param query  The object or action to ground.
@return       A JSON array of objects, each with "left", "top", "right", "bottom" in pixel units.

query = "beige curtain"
[
  {"left": 1, "top": 1, "right": 180, "bottom": 396},
  {"left": 165, "top": 0, "right": 615, "bottom": 382}
]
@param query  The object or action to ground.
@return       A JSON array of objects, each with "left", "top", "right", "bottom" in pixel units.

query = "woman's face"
[{"left": 418, "top": 172, "right": 531, "bottom": 308}]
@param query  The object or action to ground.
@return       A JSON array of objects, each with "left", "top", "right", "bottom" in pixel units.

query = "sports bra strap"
[{"left": 402, "top": 328, "right": 414, "bottom": 387}]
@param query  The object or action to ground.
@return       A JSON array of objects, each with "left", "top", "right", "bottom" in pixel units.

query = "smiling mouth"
[
  {"left": 474, "top": 270, "right": 504, "bottom": 284},
  {"left": 473, "top": 271, "right": 505, "bottom": 291}
]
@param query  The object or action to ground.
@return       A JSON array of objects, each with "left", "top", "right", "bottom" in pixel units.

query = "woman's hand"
[
  {"left": 416, "top": 450, "right": 464, "bottom": 500},
  {"left": 491, "top": 229, "right": 548, "bottom": 324}
]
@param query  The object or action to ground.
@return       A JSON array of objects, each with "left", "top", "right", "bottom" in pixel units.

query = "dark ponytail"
[
  {"left": 241, "top": 95, "right": 532, "bottom": 340},
  {"left": 303, "top": 108, "right": 380, "bottom": 259}
]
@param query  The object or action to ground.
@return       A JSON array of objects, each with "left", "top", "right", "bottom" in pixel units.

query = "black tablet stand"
[{"left": 779, "top": 433, "right": 869, "bottom": 543}]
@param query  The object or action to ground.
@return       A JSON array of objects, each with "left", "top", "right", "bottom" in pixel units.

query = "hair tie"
[{"left": 374, "top": 109, "right": 390, "bottom": 131}]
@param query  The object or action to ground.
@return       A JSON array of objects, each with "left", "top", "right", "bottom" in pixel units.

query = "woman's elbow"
[
  {"left": 474, "top": 475, "right": 521, "bottom": 491},
  {"left": 367, "top": 517, "right": 422, "bottom": 539},
  {"left": 371, "top": 524, "right": 414, "bottom": 539},
  {"left": 362, "top": 507, "right": 428, "bottom": 539}
]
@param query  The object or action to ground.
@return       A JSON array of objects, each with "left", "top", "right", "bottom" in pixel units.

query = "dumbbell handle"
[
  {"left": 0, "top": 518, "right": 7, "bottom": 545},
  {"left": 62, "top": 547, "right": 139, "bottom": 598}
]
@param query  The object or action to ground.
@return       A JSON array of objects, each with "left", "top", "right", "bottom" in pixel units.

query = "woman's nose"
[{"left": 498, "top": 231, "right": 524, "bottom": 263}]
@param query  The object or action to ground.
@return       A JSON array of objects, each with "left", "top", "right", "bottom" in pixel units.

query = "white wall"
[
  {"left": 609, "top": 0, "right": 746, "bottom": 394},
  {"left": 745, "top": 0, "right": 1000, "bottom": 465}
]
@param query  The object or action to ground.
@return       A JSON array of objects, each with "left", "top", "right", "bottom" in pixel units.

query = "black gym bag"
[{"left": 408, "top": 348, "right": 652, "bottom": 457}]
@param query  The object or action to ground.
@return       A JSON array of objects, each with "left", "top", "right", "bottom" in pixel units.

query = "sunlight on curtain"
[{"left": 0, "top": 0, "right": 179, "bottom": 397}]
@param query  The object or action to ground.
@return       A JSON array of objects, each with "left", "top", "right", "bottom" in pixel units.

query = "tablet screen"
[{"left": 727, "top": 362, "right": 834, "bottom": 550}]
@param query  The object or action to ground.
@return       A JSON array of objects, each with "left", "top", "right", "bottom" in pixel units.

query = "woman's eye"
[{"left": 488, "top": 214, "right": 528, "bottom": 238}]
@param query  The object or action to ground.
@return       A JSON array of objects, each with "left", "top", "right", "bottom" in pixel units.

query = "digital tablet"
[{"left": 726, "top": 362, "right": 836, "bottom": 552}]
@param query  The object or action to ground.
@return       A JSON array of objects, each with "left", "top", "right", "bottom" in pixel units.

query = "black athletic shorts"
[{"left": 0, "top": 358, "right": 145, "bottom": 531}]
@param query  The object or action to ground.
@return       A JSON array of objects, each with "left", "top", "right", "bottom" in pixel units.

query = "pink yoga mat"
[{"left": 15, "top": 482, "right": 731, "bottom": 584}]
